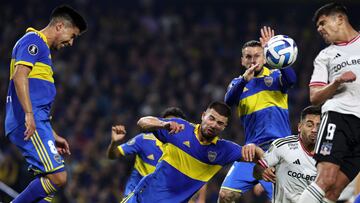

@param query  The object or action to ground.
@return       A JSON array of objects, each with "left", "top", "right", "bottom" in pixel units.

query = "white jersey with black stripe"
[
  {"left": 262, "top": 135, "right": 317, "bottom": 203},
  {"left": 309, "top": 34, "right": 360, "bottom": 118}
]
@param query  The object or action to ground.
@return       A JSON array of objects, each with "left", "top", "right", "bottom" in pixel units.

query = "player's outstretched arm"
[
  {"left": 241, "top": 143, "right": 264, "bottom": 162},
  {"left": 12, "top": 64, "right": 36, "bottom": 140},
  {"left": 107, "top": 125, "right": 126, "bottom": 159},
  {"left": 253, "top": 164, "right": 276, "bottom": 183},
  {"left": 137, "top": 116, "right": 184, "bottom": 134},
  {"left": 259, "top": 26, "right": 275, "bottom": 47},
  {"left": 310, "top": 71, "right": 356, "bottom": 105}
]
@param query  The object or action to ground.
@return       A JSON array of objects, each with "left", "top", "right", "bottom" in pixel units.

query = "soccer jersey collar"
[
  {"left": 26, "top": 27, "right": 49, "bottom": 48},
  {"left": 194, "top": 124, "right": 219, "bottom": 145},
  {"left": 255, "top": 67, "right": 270, "bottom": 78}
]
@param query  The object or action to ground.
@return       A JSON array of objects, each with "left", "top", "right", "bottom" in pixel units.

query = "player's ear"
[
  {"left": 297, "top": 122, "right": 302, "bottom": 133},
  {"left": 336, "top": 13, "right": 345, "bottom": 26},
  {"left": 55, "top": 21, "right": 65, "bottom": 32}
]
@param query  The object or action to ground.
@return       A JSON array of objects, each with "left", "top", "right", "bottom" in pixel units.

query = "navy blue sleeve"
[
  {"left": 153, "top": 117, "right": 189, "bottom": 143},
  {"left": 224, "top": 77, "right": 248, "bottom": 106},
  {"left": 279, "top": 67, "right": 296, "bottom": 89}
]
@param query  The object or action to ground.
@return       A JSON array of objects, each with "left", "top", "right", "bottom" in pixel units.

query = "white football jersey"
[
  {"left": 262, "top": 135, "right": 317, "bottom": 203},
  {"left": 309, "top": 34, "right": 360, "bottom": 118}
]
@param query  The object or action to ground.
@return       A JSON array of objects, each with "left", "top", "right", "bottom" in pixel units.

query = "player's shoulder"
[
  {"left": 271, "top": 135, "right": 298, "bottom": 148},
  {"left": 141, "top": 132, "right": 157, "bottom": 141},
  {"left": 316, "top": 45, "right": 337, "bottom": 60},
  {"left": 216, "top": 138, "right": 241, "bottom": 149},
  {"left": 18, "top": 31, "right": 44, "bottom": 45}
]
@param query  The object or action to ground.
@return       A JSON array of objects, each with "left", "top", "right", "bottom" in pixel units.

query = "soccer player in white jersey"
[
  {"left": 252, "top": 106, "right": 321, "bottom": 203},
  {"left": 298, "top": 3, "right": 360, "bottom": 203}
]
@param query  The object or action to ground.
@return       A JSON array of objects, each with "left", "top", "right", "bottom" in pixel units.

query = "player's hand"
[
  {"left": 24, "top": 112, "right": 36, "bottom": 140},
  {"left": 242, "top": 143, "right": 257, "bottom": 162},
  {"left": 55, "top": 135, "right": 71, "bottom": 155},
  {"left": 243, "top": 64, "right": 258, "bottom": 82},
  {"left": 163, "top": 121, "right": 185, "bottom": 134},
  {"left": 260, "top": 26, "right": 275, "bottom": 47},
  {"left": 335, "top": 71, "right": 356, "bottom": 84},
  {"left": 111, "top": 125, "right": 126, "bottom": 142},
  {"left": 262, "top": 167, "right": 276, "bottom": 183}
]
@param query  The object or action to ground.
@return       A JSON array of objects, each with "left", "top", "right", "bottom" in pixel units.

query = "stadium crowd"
[{"left": 0, "top": 0, "right": 359, "bottom": 202}]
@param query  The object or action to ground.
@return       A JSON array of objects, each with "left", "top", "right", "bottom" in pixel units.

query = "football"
[{"left": 264, "top": 35, "right": 298, "bottom": 68}]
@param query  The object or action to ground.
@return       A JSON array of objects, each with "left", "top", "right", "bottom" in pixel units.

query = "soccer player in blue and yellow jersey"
[
  {"left": 219, "top": 27, "right": 297, "bottom": 202},
  {"left": 107, "top": 107, "right": 187, "bottom": 196},
  {"left": 4, "top": 5, "right": 86, "bottom": 203},
  {"left": 120, "top": 101, "right": 263, "bottom": 203}
]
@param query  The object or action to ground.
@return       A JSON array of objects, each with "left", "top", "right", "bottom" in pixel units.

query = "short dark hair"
[
  {"left": 300, "top": 106, "right": 321, "bottom": 121},
  {"left": 50, "top": 5, "right": 87, "bottom": 34},
  {"left": 207, "top": 101, "right": 231, "bottom": 118},
  {"left": 313, "top": 2, "right": 348, "bottom": 23},
  {"left": 161, "top": 107, "right": 187, "bottom": 119},
  {"left": 242, "top": 40, "right": 262, "bottom": 51}
]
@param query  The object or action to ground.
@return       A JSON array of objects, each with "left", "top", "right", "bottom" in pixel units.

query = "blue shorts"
[
  {"left": 8, "top": 120, "right": 65, "bottom": 174},
  {"left": 221, "top": 161, "right": 273, "bottom": 199},
  {"left": 124, "top": 169, "right": 143, "bottom": 196}
]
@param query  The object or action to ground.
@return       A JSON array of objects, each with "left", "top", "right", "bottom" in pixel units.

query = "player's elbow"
[
  {"left": 309, "top": 93, "right": 322, "bottom": 106},
  {"left": 137, "top": 117, "right": 147, "bottom": 128}
]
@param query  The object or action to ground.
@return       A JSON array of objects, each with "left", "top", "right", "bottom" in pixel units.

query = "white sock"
[
  {"left": 297, "top": 182, "right": 325, "bottom": 203},
  {"left": 322, "top": 198, "right": 335, "bottom": 203}
]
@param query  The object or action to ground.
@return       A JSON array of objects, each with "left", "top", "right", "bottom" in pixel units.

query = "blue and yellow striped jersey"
[
  {"left": 129, "top": 118, "right": 242, "bottom": 202},
  {"left": 118, "top": 133, "right": 163, "bottom": 195},
  {"left": 5, "top": 28, "right": 55, "bottom": 135},
  {"left": 226, "top": 67, "right": 292, "bottom": 147}
]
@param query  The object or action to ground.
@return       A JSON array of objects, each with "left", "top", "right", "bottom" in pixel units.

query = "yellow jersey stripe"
[
  {"left": 220, "top": 186, "right": 243, "bottom": 193},
  {"left": 28, "top": 62, "right": 54, "bottom": 83},
  {"left": 237, "top": 90, "right": 288, "bottom": 116},
  {"left": 34, "top": 132, "right": 54, "bottom": 170},
  {"left": 117, "top": 146, "right": 125, "bottom": 156},
  {"left": 44, "top": 178, "right": 57, "bottom": 193},
  {"left": 40, "top": 177, "right": 51, "bottom": 194},
  {"left": 44, "top": 196, "right": 53, "bottom": 202},
  {"left": 134, "top": 155, "right": 156, "bottom": 176},
  {"left": 162, "top": 144, "right": 222, "bottom": 182},
  {"left": 121, "top": 192, "right": 134, "bottom": 203},
  {"left": 30, "top": 136, "right": 50, "bottom": 171}
]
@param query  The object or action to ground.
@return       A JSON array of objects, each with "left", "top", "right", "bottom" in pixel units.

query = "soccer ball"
[{"left": 264, "top": 35, "right": 298, "bottom": 68}]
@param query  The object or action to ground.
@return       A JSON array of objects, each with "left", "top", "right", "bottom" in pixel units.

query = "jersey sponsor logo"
[
  {"left": 332, "top": 58, "right": 360, "bottom": 73},
  {"left": 319, "top": 141, "right": 332, "bottom": 156},
  {"left": 287, "top": 170, "right": 316, "bottom": 181},
  {"left": 292, "top": 159, "right": 301, "bottom": 165},
  {"left": 264, "top": 76, "right": 273, "bottom": 87},
  {"left": 28, "top": 44, "right": 38, "bottom": 55},
  {"left": 288, "top": 143, "right": 298, "bottom": 150},
  {"left": 207, "top": 151, "right": 217, "bottom": 162}
]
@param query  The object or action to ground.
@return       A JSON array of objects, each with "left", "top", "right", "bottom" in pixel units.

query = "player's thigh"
[
  {"left": 315, "top": 112, "right": 360, "bottom": 180},
  {"left": 221, "top": 161, "right": 257, "bottom": 193},
  {"left": 8, "top": 121, "right": 65, "bottom": 174}
]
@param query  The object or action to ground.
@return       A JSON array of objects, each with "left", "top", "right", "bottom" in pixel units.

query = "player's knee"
[
  {"left": 218, "top": 189, "right": 241, "bottom": 203},
  {"left": 316, "top": 174, "right": 337, "bottom": 191},
  {"left": 46, "top": 171, "right": 67, "bottom": 187}
]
